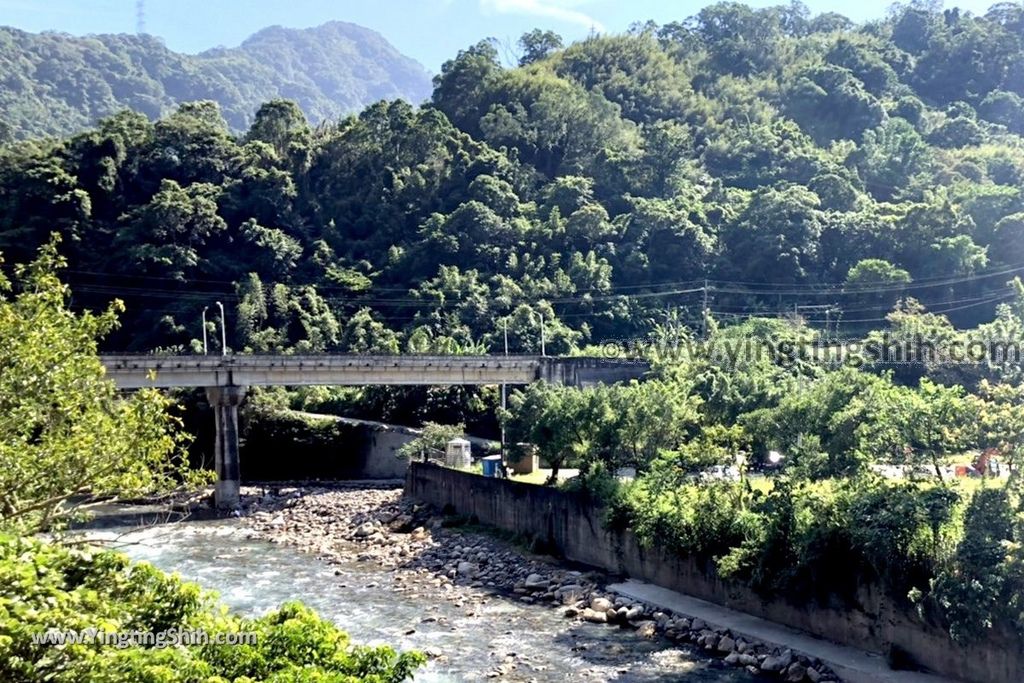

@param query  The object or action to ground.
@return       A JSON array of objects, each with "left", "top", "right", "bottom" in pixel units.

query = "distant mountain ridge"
[{"left": 0, "top": 21, "right": 432, "bottom": 140}]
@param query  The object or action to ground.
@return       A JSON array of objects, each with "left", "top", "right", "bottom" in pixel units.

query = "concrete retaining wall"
[
  {"left": 405, "top": 463, "right": 1023, "bottom": 683},
  {"left": 359, "top": 427, "right": 417, "bottom": 478},
  {"left": 240, "top": 411, "right": 416, "bottom": 480}
]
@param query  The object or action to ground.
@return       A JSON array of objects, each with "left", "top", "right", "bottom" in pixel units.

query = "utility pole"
[
  {"left": 673, "top": 305, "right": 680, "bottom": 354},
  {"left": 136, "top": 0, "right": 145, "bottom": 35},
  {"left": 540, "top": 313, "right": 546, "bottom": 357},
  {"left": 701, "top": 278, "right": 710, "bottom": 339},
  {"left": 216, "top": 301, "right": 227, "bottom": 356},
  {"left": 201, "top": 307, "right": 209, "bottom": 355},
  {"left": 501, "top": 318, "right": 508, "bottom": 461}
]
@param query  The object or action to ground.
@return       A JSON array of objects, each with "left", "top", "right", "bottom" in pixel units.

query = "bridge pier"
[{"left": 206, "top": 385, "right": 247, "bottom": 509}]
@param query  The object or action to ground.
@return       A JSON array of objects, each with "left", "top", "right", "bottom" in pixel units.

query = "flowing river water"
[{"left": 88, "top": 512, "right": 771, "bottom": 682}]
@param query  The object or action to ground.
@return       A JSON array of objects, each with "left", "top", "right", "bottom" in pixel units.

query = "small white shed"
[{"left": 444, "top": 438, "right": 472, "bottom": 469}]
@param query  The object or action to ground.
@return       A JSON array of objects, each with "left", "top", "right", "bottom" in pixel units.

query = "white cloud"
[{"left": 480, "top": 0, "right": 605, "bottom": 32}]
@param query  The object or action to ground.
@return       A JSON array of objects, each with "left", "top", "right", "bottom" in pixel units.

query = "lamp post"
[
  {"left": 529, "top": 310, "right": 545, "bottom": 357},
  {"left": 215, "top": 301, "right": 227, "bottom": 356},
  {"left": 540, "top": 313, "right": 545, "bottom": 357},
  {"left": 201, "top": 307, "right": 209, "bottom": 355},
  {"left": 501, "top": 317, "right": 508, "bottom": 459}
]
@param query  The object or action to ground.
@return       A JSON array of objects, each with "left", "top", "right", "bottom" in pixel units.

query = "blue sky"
[{"left": 0, "top": 0, "right": 1006, "bottom": 73}]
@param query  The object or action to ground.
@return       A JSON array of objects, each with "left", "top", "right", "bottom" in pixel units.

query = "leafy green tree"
[
  {"left": 979, "top": 90, "right": 1024, "bottom": 133},
  {"left": 855, "top": 118, "right": 933, "bottom": 201},
  {"left": 432, "top": 40, "right": 502, "bottom": 136},
  {"left": 845, "top": 259, "right": 911, "bottom": 288},
  {"left": 503, "top": 382, "right": 598, "bottom": 483},
  {"left": 397, "top": 422, "right": 466, "bottom": 462},
  {"left": 928, "top": 235, "right": 988, "bottom": 277},
  {"left": 974, "top": 381, "right": 1024, "bottom": 478},
  {"left": 825, "top": 38, "right": 897, "bottom": 97},
  {"left": 117, "top": 179, "right": 226, "bottom": 281},
  {"left": 554, "top": 33, "right": 692, "bottom": 124},
  {"left": 784, "top": 65, "right": 884, "bottom": 144},
  {"left": 854, "top": 379, "right": 976, "bottom": 481},
  {"left": 929, "top": 489, "right": 1016, "bottom": 643},
  {"left": 245, "top": 98, "right": 311, "bottom": 158},
  {"left": 0, "top": 238, "right": 200, "bottom": 535},
  {"left": 723, "top": 185, "right": 823, "bottom": 283},
  {"left": 605, "top": 380, "right": 702, "bottom": 471},
  {"left": 691, "top": 2, "right": 785, "bottom": 76},
  {"left": 340, "top": 308, "right": 401, "bottom": 354},
  {"left": 928, "top": 117, "right": 984, "bottom": 149},
  {"left": 993, "top": 213, "right": 1024, "bottom": 266},
  {"left": 518, "top": 29, "right": 563, "bottom": 66},
  {"left": 741, "top": 367, "right": 890, "bottom": 478}
]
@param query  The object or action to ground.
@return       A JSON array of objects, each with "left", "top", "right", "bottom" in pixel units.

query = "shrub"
[{"left": 0, "top": 535, "right": 425, "bottom": 682}]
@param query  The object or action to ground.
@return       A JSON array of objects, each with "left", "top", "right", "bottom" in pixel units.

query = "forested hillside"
[
  {"left": 1, "top": 1, "right": 1023, "bottom": 357},
  {"left": 0, "top": 21, "right": 432, "bottom": 140}
]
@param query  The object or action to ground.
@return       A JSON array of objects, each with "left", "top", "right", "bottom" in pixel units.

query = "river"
[{"left": 90, "top": 515, "right": 771, "bottom": 682}]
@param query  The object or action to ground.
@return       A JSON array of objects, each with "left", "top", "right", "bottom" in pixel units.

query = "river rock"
[
  {"left": 457, "top": 561, "right": 477, "bottom": 577},
  {"left": 806, "top": 667, "right": 822, "bottom": 682},
  {"left": 636, "top": 622, "right": 657, "bottom": 638},
  {"left": 375, "top": 510, "right": 397, "bottom": 524},
  {"left": 554, "top": 584, "right": 584, "bottom": 603},
  {"left": 354, "top": 522, "right": 376, "bottom": 538},
  {"left": 761, "top": 651, "right": 790, "bottom": 671},
  {"left": 625, "top": 605, "right": 644, "bottom": 621},
  {"left": 582, "top": 608, "right": 608, "bottom": 623},
  {"left": 523, "top": 573, "right": 548, "bottom": 590},
  {"left": 590, "top": 597, "right": 614, "bottom": 613},
  {"left": 786, "top": 661, "right": 808, "bottom": 681},
  {"left": 717, "top": 635, "right": 736, "bottom": 653}
]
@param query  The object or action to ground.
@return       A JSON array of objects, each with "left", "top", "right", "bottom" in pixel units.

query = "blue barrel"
[{"left": 481, "top": 455, "right": 502, "bottom": 478}]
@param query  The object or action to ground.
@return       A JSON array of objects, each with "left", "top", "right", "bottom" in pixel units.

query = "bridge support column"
[{"left": 206, "top": 385, "right": 247, "bottom": 509}]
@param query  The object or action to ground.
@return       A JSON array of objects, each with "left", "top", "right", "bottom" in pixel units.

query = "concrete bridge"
[{"left": 100, "top": 354, "right": 649, "bottom": 508}]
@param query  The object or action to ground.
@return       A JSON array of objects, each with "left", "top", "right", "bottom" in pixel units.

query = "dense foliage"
[
  {"left": 0, "top": 535, "right": 425, "bottom": 682},
  {"left": 0, "top": 22, "right": 431, "bottom": 140},
  {"left": 2, "top": 2, "right": 1024, "bottom": 364},
  {"left": 502, "top": 306, "right": 1024, "bottom": 645},
  {"left": 0, "top": 238, "right": 206, "bottom": 536}
]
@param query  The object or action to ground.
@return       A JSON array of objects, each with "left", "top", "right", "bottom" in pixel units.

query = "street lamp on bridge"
[
  {"left": 216, "top": 301, "right": 227, "bottom": 356},
  {"left": 201, "top": 303, "right": 228, "bottom": 356},
  {"left": 201, "top": 307, "right": 209, "bottom": 355}
]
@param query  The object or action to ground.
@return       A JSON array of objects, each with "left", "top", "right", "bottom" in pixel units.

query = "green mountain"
[{"left": 0, "top": 21, "right": 432, "bottom": 140}]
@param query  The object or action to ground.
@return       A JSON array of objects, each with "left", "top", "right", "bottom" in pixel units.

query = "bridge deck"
[{"left": 99, "top": 354, "right": 546, "bottom": 389}]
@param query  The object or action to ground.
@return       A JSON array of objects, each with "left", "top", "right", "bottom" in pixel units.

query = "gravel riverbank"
[{"left": 236, "top": 482, "right": 839, "bottom": 683}]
